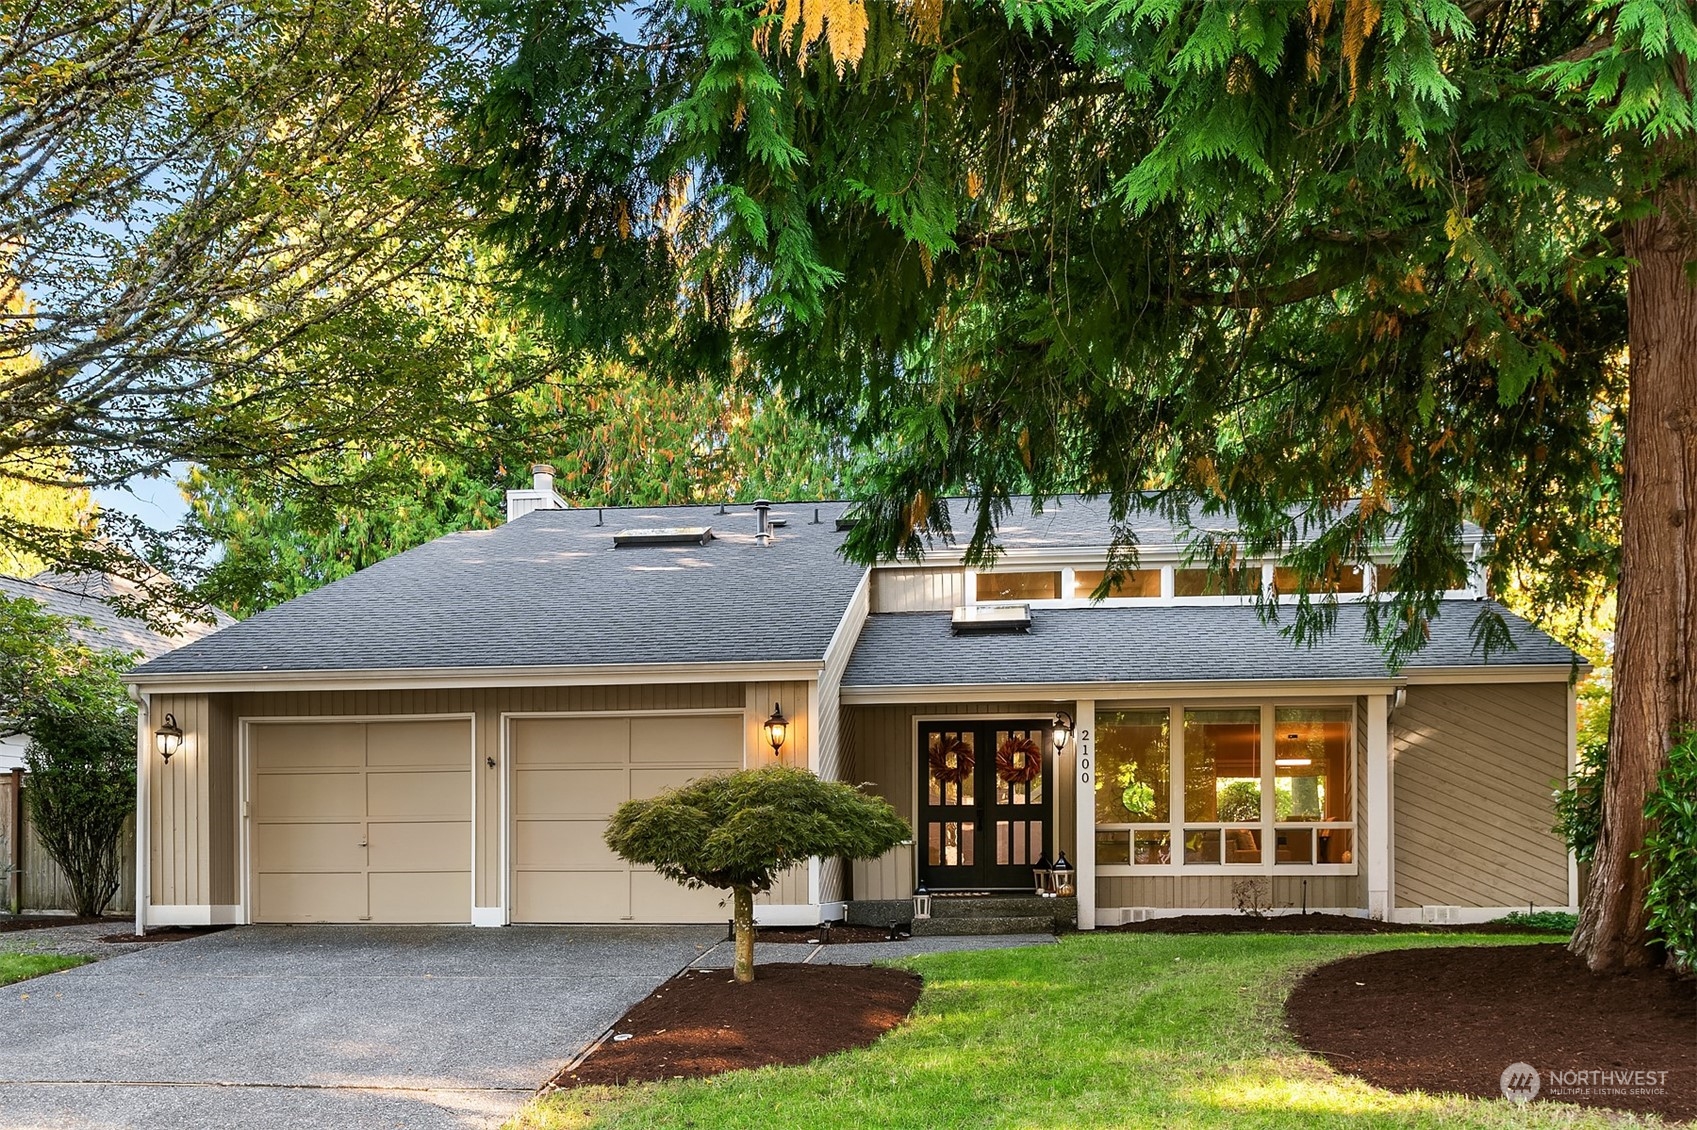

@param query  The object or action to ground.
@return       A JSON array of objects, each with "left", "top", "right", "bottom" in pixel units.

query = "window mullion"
[
  {"left": 1261, "top": 703, "right": 1275, "bottom": 874},
  {"left": 1169, "top": 702, "right": 1183, "bottom": 868}
]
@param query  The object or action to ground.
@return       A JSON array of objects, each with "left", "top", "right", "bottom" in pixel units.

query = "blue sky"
[{"left": 93, "top": 466, "right": 191, "bottom": 532}]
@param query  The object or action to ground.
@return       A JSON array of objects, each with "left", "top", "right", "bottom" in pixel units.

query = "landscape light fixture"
[
  {"left": 1051, "top": 852, "right": 1076, "bottom": 898},
  {"left": 1050, "top": 710, "right": 1074, "bottom": 754},
  {"left": 155, "top": 714, "right": 183, "bottom": 763},
  {"left": 765, "top": 704, "right": 788, "bottom": 756},
  {"left": 1032, "top": 851, "right": 1054, "bottom": 898}
]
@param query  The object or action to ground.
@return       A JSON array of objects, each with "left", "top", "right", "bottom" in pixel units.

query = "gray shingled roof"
[
  {"left": 841, "top": 601, "right": 1581, "bottom": 688},
  {"left": 1, "top": 572, "right": 230, "bottom": 661},
  {"left": 133, "top": 501, "right": 866, "bottom": 676}
]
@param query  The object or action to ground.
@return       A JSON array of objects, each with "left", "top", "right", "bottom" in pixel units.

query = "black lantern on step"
[
  {"left": 1032, "top": 851, "right": 1054, "bottom": 897},
  {"left": 1051, "top": 851, "right": 1076, "bottom": 898}
]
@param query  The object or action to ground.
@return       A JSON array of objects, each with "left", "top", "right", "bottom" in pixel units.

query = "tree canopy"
[{"left": 461, "top": 1, "right": 1693, "bottom": 970}]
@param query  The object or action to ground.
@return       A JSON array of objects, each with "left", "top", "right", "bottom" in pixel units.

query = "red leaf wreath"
[
  {"left": 996, "top": 736, "right": 1043, "bottom": 784},
  {"left": 928, "top": 735, "right": 974, "bottom": 785}
]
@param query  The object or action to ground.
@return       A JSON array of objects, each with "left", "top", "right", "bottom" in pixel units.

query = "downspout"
[{"left": 129, "top": 685, "right": 149, "bottom": 937}]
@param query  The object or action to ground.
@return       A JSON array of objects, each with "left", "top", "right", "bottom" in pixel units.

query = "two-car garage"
[{"left": 245, "top": 711, "right": 745, "bottom": 925}]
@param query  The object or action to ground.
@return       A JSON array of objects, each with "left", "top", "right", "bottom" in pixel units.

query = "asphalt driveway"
[{"left": 0, "top": 924, "right": 722, "bottom": 1130}]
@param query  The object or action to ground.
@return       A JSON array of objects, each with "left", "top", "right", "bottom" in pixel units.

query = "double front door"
[{"left": 918, "top": 719, "right": 1051, "bottom": 890}]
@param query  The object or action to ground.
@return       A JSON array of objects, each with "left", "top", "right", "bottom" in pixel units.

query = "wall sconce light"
[
  {"left": 155, "top": 713, "right": 183, "bottom": 763},
  {"left": 765, "top": 703, "right": 788, "bottom": 756},
  {"left": 1051, "top": 710, "right": 1074, "bottom": 755}
]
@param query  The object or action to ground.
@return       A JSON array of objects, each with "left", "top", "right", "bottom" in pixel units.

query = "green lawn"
[
  {"left": 510, "top": 932, "right": 1669, "bottom": 1130},
  {"left": 0, "top": 951, "right": 89, "bottom": 987}
]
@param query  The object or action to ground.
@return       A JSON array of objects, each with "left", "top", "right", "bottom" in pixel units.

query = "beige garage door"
[
  {"left": 250, "top": 719, "right": 473, "bottom": 924},
  {"left": 510, "top": 713, "right": 743, "bottom": 923}
]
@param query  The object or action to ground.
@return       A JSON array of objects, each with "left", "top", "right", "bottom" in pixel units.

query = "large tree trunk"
[
  {"left": 1570, "top": 176, "right": 1697, "bottom": 972},
  {"left": 732, "top": 885, "right": 756, "bottom": 984}
]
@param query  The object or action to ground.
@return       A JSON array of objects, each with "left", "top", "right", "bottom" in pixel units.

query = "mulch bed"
[
  {"left": 99, "top": 926, "right": 232, "bottom": 945},
  {"left": 0, "top": 915, "right": 115, "bottom": 933},
  {"left": 1098, "top": 912, "right": 1569, "bottom": 936},
  {"left": 751, "top": 925, "right": 899, "bottom": 945},
  {"left": 548, "top": 963, "right": 922, "bottom": 1089},
  {"left": 1287, "top": 944, "right": 1696, "bottom": 1122}
]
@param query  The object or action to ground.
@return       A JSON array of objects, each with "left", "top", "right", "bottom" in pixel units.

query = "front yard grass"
[
  {"left": 0, "top": 952, "right": 89, "bottom": 987},
  {"left": 510, "top": 932, "right": 1669, "bottom": 1130}
]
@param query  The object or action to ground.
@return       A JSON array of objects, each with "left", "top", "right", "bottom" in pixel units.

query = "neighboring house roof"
[
  {"left": 0, "top": 571, "right": 231, "bottom": 661},
  {"left": 840, "top": 601, "right": 1582, "bottom": 690},
  {"left": 132, "top": 501, "right": 867, "bottom": 677}
]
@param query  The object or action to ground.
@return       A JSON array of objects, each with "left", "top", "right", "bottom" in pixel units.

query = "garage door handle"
[{"left": 358, "top": 838, "right": 367, "bottom": 848}]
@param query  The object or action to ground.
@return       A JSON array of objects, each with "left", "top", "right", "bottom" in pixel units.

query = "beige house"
[{"left": 127, "top": 472, "right": 1584, "bottom": 933}]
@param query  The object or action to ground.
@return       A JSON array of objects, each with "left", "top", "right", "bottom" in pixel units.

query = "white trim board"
[{"left": 131, "top": 658, "right": 823, "bottom": 695}]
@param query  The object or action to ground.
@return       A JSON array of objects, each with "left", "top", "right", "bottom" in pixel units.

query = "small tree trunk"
[
  {"left": 732, "top": 885, "right": 756, "bottom": 984},
  {"left": 1571, "top": 173, "right": 1697, "bottom": 971}
]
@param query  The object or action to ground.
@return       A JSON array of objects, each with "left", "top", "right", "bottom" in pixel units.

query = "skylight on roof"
[
  {"left": 612, "top": 526, "right": 714, "bottom": 547},
  {"left": 951, "top": 604, "right": 1032, "bottom": 634}
]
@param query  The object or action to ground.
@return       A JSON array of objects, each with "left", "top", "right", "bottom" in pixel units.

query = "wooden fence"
[{"left": 0, "top": 769, "right": 136, "bottom": 916}]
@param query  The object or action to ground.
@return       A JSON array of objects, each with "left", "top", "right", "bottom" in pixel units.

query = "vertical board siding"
[
  {"left": 1094, "top": 874, "right": 1359, "bottom": 910},
  {"left": 869, "top": 568, "right": 965, "bottom": 612},
  {"left": 844, "top": 700, "right": 1072, "bottom": 901},
  {"left": 1392, "top": 682, "right": 1570, "bottom": 908},
  {"left": 149, "top": 693, "right": 211, "bottom": 907}
]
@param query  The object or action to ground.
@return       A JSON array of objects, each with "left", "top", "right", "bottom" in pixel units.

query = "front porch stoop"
[{"left": 845, "top": 895, "right": 1075, "bottom": 936}]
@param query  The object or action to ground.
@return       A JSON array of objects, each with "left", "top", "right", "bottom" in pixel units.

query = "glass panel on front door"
[{"left": 920, "top": 720, "right": 1050, "bottom": 890}]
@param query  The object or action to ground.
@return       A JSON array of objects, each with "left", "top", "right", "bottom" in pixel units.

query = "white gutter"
[{"left": 131, "top": 658, "right": 826, "bottom": 695}]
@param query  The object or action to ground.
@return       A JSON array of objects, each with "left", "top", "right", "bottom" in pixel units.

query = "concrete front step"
[
  {"left": 912, "top": 915, "right": 1056, "bottom": 937},
  {"left": 928, "top": 896, "right": 1076, "bottom": 919}
]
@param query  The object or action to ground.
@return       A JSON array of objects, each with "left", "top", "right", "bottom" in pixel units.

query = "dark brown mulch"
[
  {"left": 0, "top": 915, "right": 113, "bottom": 933},
  {"left": 752, "top": 925, "right": 899, "bottom": 945},
  {"left": 549, "top": 963, "right": 922, "bottom": 1089},
  {"left": 1287, "top": 944, "right": 1696, "bottom": 1122},
  {"left": 99, "top": 926, "right": 232, "bottom": 944},
  {"left": 1098, "top": 912, "right": 1569, "bottom": 935}
]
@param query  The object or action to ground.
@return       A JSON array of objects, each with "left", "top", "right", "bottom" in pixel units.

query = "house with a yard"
[{"left": 125, "top": 469, "right": 1584, "bottom": 933}]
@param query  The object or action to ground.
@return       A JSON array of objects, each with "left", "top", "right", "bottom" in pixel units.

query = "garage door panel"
[
  {"left": 250, "top": 719, "right": 472, "bottom": 925},
  {"left": 253, "top": 772, "right": 364, "bottom": 821},
  {"left": 631, "top": 766, "right": 725, "bottom": 798},
  {"left": 512, "top": 870, "right": 629, "bottom": 922},
  {"left": 257, "top": 872, "right": 365, "bottom": 923},
  {"left": 367, "top": 770, "right": 471, "bottom": 819},
  {"left": 511, "top": 717, "right": 630, "bottom": 767},
  {"left": 513, "top": 818, "right": 621, "bottom": 870},
  {"left": 513, "top": 767, "right": 626, "bottom": 818},
  {"left": 367, "top": 821, "right": 471, "bottom": 871},
  {"left": 250, "top": 723, "right": 364, "bottom": 769},
  {"left": 630, "top": 872, "right": 728, "bottom": 923},
  {"left": 369, "top": 872, "right": 470, "bottom": 923},
  {"left": 630, "top": 715, "right": 743, "bottom": 765},
  {"left": 366, "top": 720, "right": 472, "bottom": 767},
  {"left": 256, "top": 822, "right": 365, "bottom": 873}
]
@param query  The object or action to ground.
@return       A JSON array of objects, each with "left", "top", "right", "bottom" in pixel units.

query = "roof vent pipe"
[
  {"left": 531, "top": 464, "right": 556, "bottom": 496},
  {"left": 754, "top": 499, "right": 772, "bottom": 546}
]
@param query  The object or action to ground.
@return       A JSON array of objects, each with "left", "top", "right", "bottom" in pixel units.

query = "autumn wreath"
[
  {"left": 996, "top": 735, "right": 1044, "bottom": 785},
  {"left": 927, "top": 735, "right": 974, "bottom": 786}
]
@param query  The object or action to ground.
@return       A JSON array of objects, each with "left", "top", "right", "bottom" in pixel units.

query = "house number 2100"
[{"left": 1077, "top": 729, "right": 1091, "bottom": 783}]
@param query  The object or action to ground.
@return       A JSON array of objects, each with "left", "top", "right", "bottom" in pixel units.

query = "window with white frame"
[{"left": 1094, "top": 703, "right": 1356, "bottom": 872}]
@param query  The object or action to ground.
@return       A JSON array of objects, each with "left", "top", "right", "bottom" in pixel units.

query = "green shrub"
[
  {"left": 22, "top": 668, "right": 137, "bottom": 918},
  {"left": 1641, "top": 731, "right": 1697, "bottom": 973},
  {"left": 1553, "top": 738, "right": 1606, "bottom": 864},
  {"left": 1490, "top": 910, "right": 1578, "bottom": 932}
]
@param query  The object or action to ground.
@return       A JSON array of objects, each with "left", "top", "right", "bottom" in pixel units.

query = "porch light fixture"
[
  {"left": 154, "top": 713, "right": 183, "bottom": 763},
  {"left": 1032, "top": 851, "right": 1054, "bottom": 898},
  {"left": 1050, "top": 710, "right": 1074, "bottom": 755},
  {"left": 1051, "top": 852, "right": 1076, "bottom": 898},
  {"left": 764, "top": 703, "right": 788, "bottom": 756}
]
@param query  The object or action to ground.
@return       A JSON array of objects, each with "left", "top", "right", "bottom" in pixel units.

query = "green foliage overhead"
[
  {"left": 1641, "top": 731, "right": 1697, "bottom": 972},
  {"left": 605, "top": 766, "right": 909, "bottom": 893},
  {"left": 456, "top": 0, "right": 1671, "bottom": 663},
  {"left": 0, "top": 595, "right": 132, "bottom": 731}
]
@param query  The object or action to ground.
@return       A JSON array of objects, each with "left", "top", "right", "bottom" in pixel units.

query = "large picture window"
[{"left": 1094, "top": 702, "right": 1356, "bottom": 873}]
